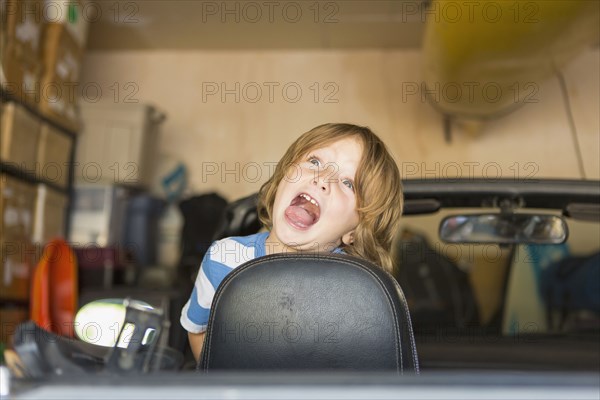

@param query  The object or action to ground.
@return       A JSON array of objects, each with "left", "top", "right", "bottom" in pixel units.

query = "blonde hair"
[{"left": 257, "top": 123, "right": 403, "bottom": 273}]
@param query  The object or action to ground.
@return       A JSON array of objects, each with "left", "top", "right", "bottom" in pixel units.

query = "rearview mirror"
[{"left": 439, "top": 213, "right": 568, "bottom": 244}]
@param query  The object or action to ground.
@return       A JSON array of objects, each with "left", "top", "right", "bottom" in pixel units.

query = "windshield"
[{"left": 394, "top": 207, "right": 600, "bottom": 371}]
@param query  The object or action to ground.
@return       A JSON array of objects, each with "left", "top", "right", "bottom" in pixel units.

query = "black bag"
[
  {"left": 211, "top": 193, "right": 262, "bottom": 241},
  {"left": 394, "top": 228, "right": 479, "bottom": 333},
  {"left": 177, "top": 193, "right": 228, "bottom": 274}
]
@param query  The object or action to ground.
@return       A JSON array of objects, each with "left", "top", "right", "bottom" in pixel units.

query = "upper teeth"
[{"left": 300, "top": 193, "right": 319, "bottom": 207}]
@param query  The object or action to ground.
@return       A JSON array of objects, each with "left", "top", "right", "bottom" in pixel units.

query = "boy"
[{"left": 181, "top": 123, "right": 403, "bottom": 361}]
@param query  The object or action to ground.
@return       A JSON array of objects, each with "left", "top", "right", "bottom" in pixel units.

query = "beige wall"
[{"left": 80, "top": 47, "right": 599, "bottom": 201}]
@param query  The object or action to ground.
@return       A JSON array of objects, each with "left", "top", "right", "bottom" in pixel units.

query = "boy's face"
[{"left": 267, "top": 136, "right": 362, "bottom": 254}]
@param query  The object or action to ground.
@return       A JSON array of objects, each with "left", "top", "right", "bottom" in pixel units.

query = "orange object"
[{"left": 30, "top": 239, "right": 78, "bottom": 337}]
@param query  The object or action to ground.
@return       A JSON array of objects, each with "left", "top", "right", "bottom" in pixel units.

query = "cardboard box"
[
  {"left": 37, "top": 75, "right": 79, "bottom": 132},
  {"left": 0, "top": 101, "right": 41, "bottom": 173},
  {"left": 41, "top": 22, "right": 81, "bottom": 83},
  {"left": 1, "top": 174, "right": 37, "bottom": 301},
  {"left": 0, "top": 42, "right": 42, "bottom": 107},
  {"left": 37, "top": 122, "right": 73, "bottom": 188},
  {"left": 0, "top": 238, "right": 35, "bottom": 301},
  {"left": 38, "top": 22, "right": 82, "bottom": 132},
  {"left": 0, "top": 1, "right": 44, "bottom": 107},
  {"left": 33, "top": 184, "right": 68, "bottom": 246},
  {"left": 1, "top": 174, "right": 36, "bottom": 241},
  {"left": 0, "top": 0, "right": 44, "bottom": 59}
]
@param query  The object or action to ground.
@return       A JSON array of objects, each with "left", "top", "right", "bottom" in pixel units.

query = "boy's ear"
[{"left": 341, "top": 231, "right": 355, "bottom": 246}]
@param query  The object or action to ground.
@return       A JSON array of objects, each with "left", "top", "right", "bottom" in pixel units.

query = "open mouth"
[{"left": 284, "top": 193, "right": 321, "bottom": 229}]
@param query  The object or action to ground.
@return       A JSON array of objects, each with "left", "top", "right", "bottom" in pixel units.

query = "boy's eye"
[{"left": 342, "top": 179, "right": 354, "bottom": 191}]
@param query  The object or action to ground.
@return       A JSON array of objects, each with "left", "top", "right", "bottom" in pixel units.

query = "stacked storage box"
[
  {"left": 1, "top": 0, "right": 87, "bottom": 131},
  {"left": 0, "top": 175, "right": 37, "bottom": 302},
  {"left": 0, "top": 102, "right": 41, "bottom": 172},
  {"left": 0, "top": 174, "right": 37, "bottom": 344}
]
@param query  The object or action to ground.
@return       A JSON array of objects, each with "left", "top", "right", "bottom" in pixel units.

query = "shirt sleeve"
[
  {"left": 180, "top": 235, "right": 262, "bottom": 333},
  {"left": 180, "top": 244, "right": 218, "bottom": 334}
]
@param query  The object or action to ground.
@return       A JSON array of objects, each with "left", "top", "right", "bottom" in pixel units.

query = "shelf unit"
[{"left": 0, "top": 88, "right": 78, "bottom": 307}]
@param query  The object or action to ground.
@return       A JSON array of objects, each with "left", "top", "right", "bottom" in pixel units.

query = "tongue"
[{"left": 285, "top": 206, "right": 315, "bottom": 228}]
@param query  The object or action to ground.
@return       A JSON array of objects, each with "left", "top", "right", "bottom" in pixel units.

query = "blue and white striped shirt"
[{"left": 180, "top": 232, "right": 270, "bottom": 333}]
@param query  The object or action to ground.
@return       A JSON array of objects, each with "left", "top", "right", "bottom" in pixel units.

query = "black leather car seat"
[{"left": 199, "top": 253, "right": 419, "bottom": 373}]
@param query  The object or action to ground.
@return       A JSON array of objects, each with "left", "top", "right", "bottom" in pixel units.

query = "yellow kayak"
[{"left": 423, "top": 0, "right": 599, "bottom": 118}]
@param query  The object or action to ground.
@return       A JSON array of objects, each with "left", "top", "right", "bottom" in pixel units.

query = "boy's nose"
[{"left": 312, "top": 175, "right": 330, "bottom": 193}]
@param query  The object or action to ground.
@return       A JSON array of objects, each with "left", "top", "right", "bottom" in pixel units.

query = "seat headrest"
[{"left": 199, "top": 253, "right": 419, "bottom": 373}]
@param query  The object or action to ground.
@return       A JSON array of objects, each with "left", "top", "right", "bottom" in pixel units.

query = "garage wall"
[{"left": 80, "top": 47, "right": 599, "bottom": 201}]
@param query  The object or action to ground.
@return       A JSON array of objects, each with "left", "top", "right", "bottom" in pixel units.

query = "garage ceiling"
[{"left": 86, "top": 0, "right": 427, "bottom": 50}]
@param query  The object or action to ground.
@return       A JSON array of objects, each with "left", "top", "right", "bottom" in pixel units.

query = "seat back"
[
  {"left": 199, "top": 253, "right": 419, "bottom": 373},
  {"left": 211, "top": 193, "right": 261, "bottom": 241}
]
